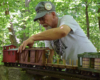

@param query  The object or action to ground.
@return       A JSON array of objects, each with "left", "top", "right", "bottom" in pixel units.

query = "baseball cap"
[{"left": 34, "top": 1, "right": 55, "bottom": 21}]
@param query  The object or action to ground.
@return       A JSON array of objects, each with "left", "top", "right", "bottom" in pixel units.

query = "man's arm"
[
  {"left": 32, "top": 25, "right": 71, "bottom": 41},
  {"left": 18, "top": 25, "right": 71, "bottom": 53}
]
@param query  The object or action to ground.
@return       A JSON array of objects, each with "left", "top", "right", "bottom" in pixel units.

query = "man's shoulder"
[
  {"left": 61, "top": 15, "right": 73, "bottom": 18},
  {"left": 59, "top": 15, "right": 73, "bottom": 21}
]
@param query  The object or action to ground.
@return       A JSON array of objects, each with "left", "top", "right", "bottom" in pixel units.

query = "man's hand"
[{"left": 18, "top": 37, "right": 34, "bottom": 53}]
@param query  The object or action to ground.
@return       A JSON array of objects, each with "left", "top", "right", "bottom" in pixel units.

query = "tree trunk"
[
  {"left": 21, "top": 0, "right": 31, "bottom": 43},
  {"left": 25, "top": 0, "right": 31, "bottom": 7},
  {"left": 5, "top": 6, "right": 18, "bottom": 47},
  {"left": 86, "top": 1, "right": 90, "bottom": 39},
  {"left": 98, "top": 8, "right": 100, "bottom": 30},
  {"left": 8, "top": 22, "right": 18, "bottom": 47}
]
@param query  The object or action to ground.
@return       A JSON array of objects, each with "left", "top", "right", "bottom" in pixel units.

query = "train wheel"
[
  {"left": 28, "top": 64, "right": 33, "bottom": 68},
  {"left": 57, "top": 68, "right": 62, "bottom": 71},
  {"left": 7, "top": 63, "right": 10, "bottom": 67},
  {"left": 45, "top": 66, "right": 52, "bottom": 70},
  {"left": 66, "top": 69, "right": 74, "bottom": 73},
  {"left": 12, "top": 63, "right": 15, "bottom": 66},
  {"left": 75, "top": 70, "right": 81, "bottom": 74},
  {"left": 4, "top": 62, "right": 7, "bottom": 66},
  {"left": 52, "top": 67, "right": 57, "bottom": 71},
  {"left": 14, "top": 63, "right": 17, "bottom": 66},
  {"left": 40, "top": 66, "right": 46, "bottom": 69}
]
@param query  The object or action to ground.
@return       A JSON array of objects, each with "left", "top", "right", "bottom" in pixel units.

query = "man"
[{"left": 18, "top": 1, "right": 97, "bottom": 65}]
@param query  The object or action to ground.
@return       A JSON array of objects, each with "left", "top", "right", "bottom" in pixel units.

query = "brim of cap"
[{"left": 34, "top": 11, "right": 48, "bottom": 22}]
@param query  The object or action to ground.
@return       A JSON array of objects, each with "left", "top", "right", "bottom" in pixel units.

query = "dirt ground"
[{"left": 0, "top": 65, "right": 33, "bottom": 80}]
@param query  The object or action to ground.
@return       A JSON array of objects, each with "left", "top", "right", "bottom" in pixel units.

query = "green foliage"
[{"left": 0, "top": 0, "right": 100, "bottom": 59}]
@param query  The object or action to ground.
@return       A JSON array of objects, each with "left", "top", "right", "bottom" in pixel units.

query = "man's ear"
[{"left": 51, "top": 12, "right": 56, "bottom": 17}]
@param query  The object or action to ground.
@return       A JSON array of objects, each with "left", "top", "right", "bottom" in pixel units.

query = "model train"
[{"left": 2, "top": 45, "right": 100, "bottom": 78}]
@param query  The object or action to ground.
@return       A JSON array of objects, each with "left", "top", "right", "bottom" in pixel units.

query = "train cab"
[{"left": 2, "top": 45, "right": 18, "bottom": 63}]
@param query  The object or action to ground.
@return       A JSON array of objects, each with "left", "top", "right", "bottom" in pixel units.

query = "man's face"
[{"left": 37, "top": 12, "right": 55, "bottom": 28}]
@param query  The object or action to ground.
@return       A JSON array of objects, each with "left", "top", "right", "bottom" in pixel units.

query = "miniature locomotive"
[{"left": 2, "top": 45, "right": 100, "bottom": 79}]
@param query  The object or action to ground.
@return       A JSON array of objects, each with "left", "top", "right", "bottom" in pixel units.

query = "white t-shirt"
[{"left": 45, "top": 15, "right": 97, "bottom": 64}]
